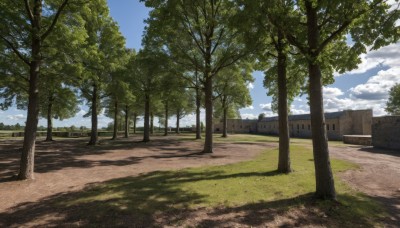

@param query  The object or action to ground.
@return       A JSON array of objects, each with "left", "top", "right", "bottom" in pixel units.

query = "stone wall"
[
  {"left": 372, "top": 116, "right": 400, "bottom": 150},
  {"left": 214, "top": 119, "right": 258, "bottom": 134},
  {"left": 343, "top": 135, "right": 372, "bottom": 146},
  {"left": 339, "top": 110, "right": 372, "bottom": 136}
]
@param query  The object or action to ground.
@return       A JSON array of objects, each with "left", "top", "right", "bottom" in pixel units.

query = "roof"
[{"left": 260, "top": 111, "right": 345, "bottom": 122}]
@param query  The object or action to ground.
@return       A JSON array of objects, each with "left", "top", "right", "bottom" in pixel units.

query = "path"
[
  {"left": 330, "top": 145, "right": 400, "bottom": 226},
  {"left": 0, "top": 136, "right": 269, "bottom": 214}
]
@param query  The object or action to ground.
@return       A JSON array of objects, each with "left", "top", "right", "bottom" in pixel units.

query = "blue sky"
[{"left": 1, "top": 0, "right": 399, "bottom": 128}]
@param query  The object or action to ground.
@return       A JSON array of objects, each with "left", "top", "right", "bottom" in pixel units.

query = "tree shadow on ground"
[
  {"left": 0, "top": 136, "right": 214, "bottom": 181},
  {"left": 0, "top": 168, "right": 386, "bottom": 227},
  {"left": 358, "top": 146, "right": 400, "bottom": 157},
  {"left": 368, "top": 193, "right": 400, "bottom": 227}
]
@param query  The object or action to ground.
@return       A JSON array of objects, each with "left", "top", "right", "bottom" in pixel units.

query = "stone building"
[
  {"left": 214, "top": 109, "right": 372, "bottom": 140},
  {"left": 372, "top": 116, "right": 400, "bottom": 150},
  {"left": 214, "top": 119, "right": 258, "bottom": 134}
]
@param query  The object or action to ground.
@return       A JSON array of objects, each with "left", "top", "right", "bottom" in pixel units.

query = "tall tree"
[
  {"left": 143, "top": 0, "right": 256, "bottom": 153},
  {"left": 131, "top": 48, "right": 166, "bottom": 142},
  {"left": 79, "top": 0, "right": 127, "bottom": 145},
  {"left": 268, "top": 0, "right": 399, "bottom": 199},
  {"left": 214, "top": 64, "right": 253, "bottom": 137},
  {"left": 237, "top": 0, "right": 308, "bottom": 173},
  {"left": 0, "top": 0, "right": 84, "bottom": 180},
  {"left": 170, "top": 88, "right": 195, "bottom": 134},
  {"left": 105, "top": 50, "right": 132, "bottom": 140},
  {"left": 386, "top": 83, "right": 400, "bottom": 115}
]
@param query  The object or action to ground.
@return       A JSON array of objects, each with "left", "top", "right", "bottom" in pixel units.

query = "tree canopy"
[{"left": 386, "top": 83, "right": 400, "bottom": 115}]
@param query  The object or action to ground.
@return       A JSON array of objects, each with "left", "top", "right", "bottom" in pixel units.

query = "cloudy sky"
[{"left": 1, "top": 0, "right": 399, "bottom": 128}]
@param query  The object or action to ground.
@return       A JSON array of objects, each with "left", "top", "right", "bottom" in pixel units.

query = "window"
[
  {"left": 232, "top": 125, "right": 235, "bottom": 128},
  {"left": 332, "top": 124, "right": 336, "bottom": 131},
  {"left": 327, "top": 124, "right": 329, "bottom": 131},
  {"left": 240, "top": 125, "right": 242, "bottom": 128},
  {"left": 302, "top": 124, "right": 304, "bottom": 130},
  {"left": 297, "top": 124, "right": 299, "bottom": 130},
  {"left": 308, "top": 124, "right": 310, "bottom": 130}
]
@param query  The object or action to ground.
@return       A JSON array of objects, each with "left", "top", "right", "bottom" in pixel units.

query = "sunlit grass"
[{"left": 58, "top": 144, "right": 386, "bottom": 227}]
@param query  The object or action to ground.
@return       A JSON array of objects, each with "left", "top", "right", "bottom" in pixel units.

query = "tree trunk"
[
  {"left": 18, "top": 0, "right": 42, "bottom": 180},
  {"left": 176, "top": 110, "right": 180, "bottom": 134},
  {"left": 124, "top": 105, "right": 129, "bottom": 138},
  {"left": 203, "top": 75, "right": 213, "bottom": 153},
  {"left": 133, "top": 113, "right": 137, "bottom": 134},
  {"left": 195, "top": 86, "right": 202, "bottom": 139},
  {"left": 88, "top": 83, "right": 98, "bottom": 145},
  {"left": 164, "top": 101, "right": 168, "bottom": 136},
  {"left": 306, "top": 0, "right": 336, "bottom": 199},
  {"left": 277, "top": 31, "right": 291, "bottom": 173},
  {"left": 150, "top": 112, "right": 154, "bottom": 135},
  {"left": 143, "top": 94, "right": 150, "bottom": 142},
  {"left": 222, "top": 106, "right": 228, "bottom": 138},
  {"left": 112, "top": 99, "right": 118, "bottom": 140},
  {"left": 45, "top": 95, "right": 54, "bottom": 142}
]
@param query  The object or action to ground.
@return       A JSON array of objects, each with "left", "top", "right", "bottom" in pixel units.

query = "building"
[
  {"left": 214, "top": 109, "right": 373, "bottom": 140},
  {"left": 214, "top": 119, "right": 258, "bottom": 134},
  {"left": 372, "top": 116, "right": 400, "bottom": 150}
]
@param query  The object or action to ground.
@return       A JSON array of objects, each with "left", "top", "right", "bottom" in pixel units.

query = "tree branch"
[
  {"left": 316, "top": 20, "right": 351, "bottom": 54},
  {"left": 0, "top": 35, "right": 31, "bottom": 66},
  {"left": 41, "top": 0, "right": 69, "bottom": 41},
  {"left": 24, "top": 0, "right": 34, "bottom": 24}
]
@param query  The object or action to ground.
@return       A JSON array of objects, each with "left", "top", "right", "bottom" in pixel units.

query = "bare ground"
[
  {"left": 0, "top": 135, "right": 399, "bottom": 227},
  {"left": 330, "top": 145, "right": 400, "bottom": 226}
]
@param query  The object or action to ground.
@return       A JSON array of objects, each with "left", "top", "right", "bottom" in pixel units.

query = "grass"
[{"left": 50, "top": 143, "right": 386, "bottom": 227}]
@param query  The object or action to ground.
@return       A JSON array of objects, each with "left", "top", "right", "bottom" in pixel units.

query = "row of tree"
[
  {"left": 141, "top": 0, "right": 399, "bottom": 200},
  {"left": 0, "top": 0, "right": 251, "bottom": 181},
  {"left": 0, "top": 0, "right": 399, "bottom": 201}
]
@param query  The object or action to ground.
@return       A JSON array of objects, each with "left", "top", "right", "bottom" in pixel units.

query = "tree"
[
  {"left": 39, "top": 23, "right": 85, "bottom": 141},
  {"left": 171, "top": 88, "right": 195, "bottom": 134},
  {"left": 258, "top": 113, "right": 266, "bottom": 121},
  {"left": 104, "top": 50, "right": 132, "bottom": 140},
  {"left": 268, "top": 0, "right": 400, "bottom": 199},
  {"left": 130, "top": 48, "right": 167, "bottom": 142},
  {"left": 386, "top": 83, "right": 400, "bottom": 115},
  {"left": 214, "top": 64, "right": 253, "bottom": 137},
  {"left": 79, "top": 0, "right": 127, "bottom": 145},
  {"left": 143, "top": 0, "right": 256, "bottom": 153},
  {"left": 0, "top": 0, "right": 85, "bottom": 180}
]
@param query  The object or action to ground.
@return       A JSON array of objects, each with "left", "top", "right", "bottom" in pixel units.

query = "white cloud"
[
  {"left": 349, "top": 67, "right": 400, "bottom": 100},
  {"left": 241, "top": 105, "right": 254, "bottom": 110},
  {"left": 288, "top": 68, "right": 398, "bottom": 116},
  {"left": 290, "top": 105, "right": 309, "bottom": 115},
  {"left": 258, "top": 103, "right": 276, "bottom": 116},
  {"left": 241, "top": 113, "right": 257, "bottom": 119},
  {"left": 345, "top": 43, "right": 400, "bottom": 75},
  {"left": 323, "top": 87, "right": 344, "bottom": 98},
  {"left": 320, "top": 67, "right": 400, "bottom": 116},
  {"left": 7, "top": 114, "right": 25, "bottom": 120},
  {"left": 247, "top": 82, "right": 254, "bottom": 90},
  {"left": 259, "top": 103, "right": 272, "bottom": 111}
]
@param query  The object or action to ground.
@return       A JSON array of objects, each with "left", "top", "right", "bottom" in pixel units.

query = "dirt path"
[
  {"left": 330, "top": 145, "right": 400, "bottom": 225},
  {"left": 1, "top": 136, "right": 399, "bottom": 227},
  {"left": 0, "top": 136, "right": 270, "bottom": 214}
]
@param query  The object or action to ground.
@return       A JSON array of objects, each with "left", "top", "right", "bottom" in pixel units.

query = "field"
[{"left": 0, "top": 134, "right": 399, "bottom": 227}]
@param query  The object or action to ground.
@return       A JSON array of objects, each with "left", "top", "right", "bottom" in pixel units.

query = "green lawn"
[{"left": 56, "top": 144, "right": 386, "bottom": 227}]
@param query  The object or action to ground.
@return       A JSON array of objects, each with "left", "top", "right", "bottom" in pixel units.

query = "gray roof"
[{"left": 260, "top": 111, "right": 345, "bottom": 122}]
